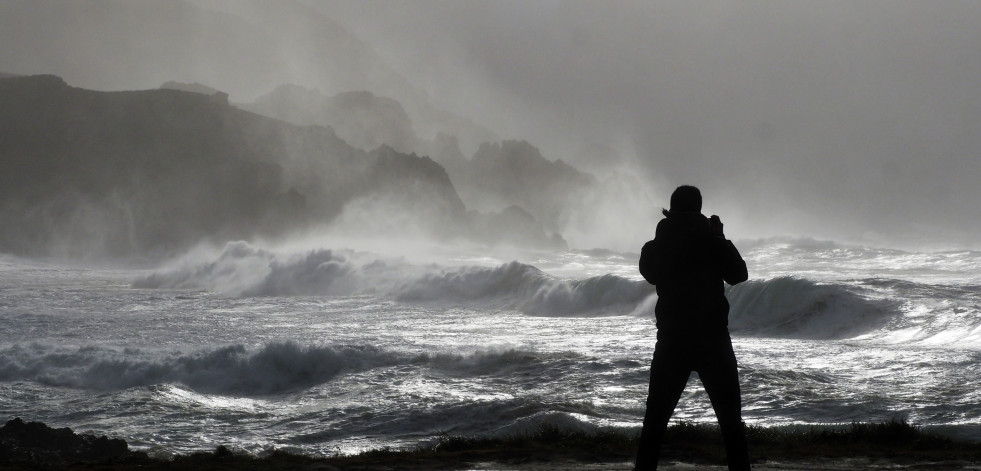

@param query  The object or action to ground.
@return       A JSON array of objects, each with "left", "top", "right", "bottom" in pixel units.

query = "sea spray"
[
  {"left": 396, "top": 261, "right": 655, "bottom": 315},
  {"left": 5, "top": 240, "right": 981, "bottom": 455},
  {"left": 135, "top": 242, "right": 656, "bottom": 316}
]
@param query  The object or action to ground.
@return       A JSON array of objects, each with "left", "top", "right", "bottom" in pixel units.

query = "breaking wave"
[
  {"left": 133, "top": 243, "right": 937, "bottom": 338},
  {"left": 395, "top": 261, "right": 654, "bottom": 315},
  {"left": 132, "top": 242, "right": 374, "bottom": 297},
  {"left": 134, "top": 241, "right": 656, "bottom": 316},
  {"left": 0, "top": 342, "right": 401, "bottom": 395},
  {"left": 0, "top": 342, "right": 600, "bottom": 395},
  {"left": 726, "top": 276, "right": 898, "bottom": 339}
]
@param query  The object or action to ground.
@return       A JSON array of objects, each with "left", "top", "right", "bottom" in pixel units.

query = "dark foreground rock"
[
  {"left": 0, "top": 418, "right": 131, "bottom": 465},
  {"left": 2, "top": 418, "right": 979, "bottom": 470}
]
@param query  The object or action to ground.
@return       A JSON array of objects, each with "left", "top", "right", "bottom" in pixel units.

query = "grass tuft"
[
  {"left": 4, "top": 420, "right": 977, "bottom": 469},
  {"left": 332, "top": 419, "right": 981, "bottom": 468}
]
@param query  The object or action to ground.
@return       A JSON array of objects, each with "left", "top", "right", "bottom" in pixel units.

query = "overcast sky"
[
  {"left": 3, "top": 0, "right": 980, "bottom": 248},
  {"left": 312, "top": 1, "right": 981, "bottom": 248}
]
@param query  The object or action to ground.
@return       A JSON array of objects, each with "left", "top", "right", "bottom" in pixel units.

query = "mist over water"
[
  {"left": 5, "top": 0, "right": 981, "bottom": 250},
  {"left": 308, "top": 1, "right": 981, "bottom": 249},
  {"left": 2, "top": 0, "right": 981, "bottom": 459}
]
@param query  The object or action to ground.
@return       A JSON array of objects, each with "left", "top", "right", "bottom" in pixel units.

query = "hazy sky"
[
  {"left": 314, "top": 1, "right": 981, "bottom": 248},
  {"left": 3, "top": 1, "right": 981, "bottom": 248}
]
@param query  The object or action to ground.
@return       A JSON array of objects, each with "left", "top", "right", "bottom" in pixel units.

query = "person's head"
[
  {"left": 671, "top": 185, "right": 702, "bottom": 212},
  {"left": 665, "top": 185, "right": 702, "bottom": 216}
]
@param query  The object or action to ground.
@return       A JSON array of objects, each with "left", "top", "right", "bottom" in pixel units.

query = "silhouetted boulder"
[{"left": 0, "top": 418, "right": 129, "bottom": 465}]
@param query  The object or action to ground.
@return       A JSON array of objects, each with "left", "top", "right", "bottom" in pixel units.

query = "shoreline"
[{"left": 3, "top": 418, "right": 980, "bottom": 470}]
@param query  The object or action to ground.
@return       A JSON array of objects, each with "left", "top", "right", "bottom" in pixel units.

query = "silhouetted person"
[{"left": 635, "top": 185, "right": 750, "bottom": 471}]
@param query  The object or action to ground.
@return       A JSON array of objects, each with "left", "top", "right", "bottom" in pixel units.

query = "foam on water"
[
  {"left": 135, "top": 241, "right": 657, "bottom": 316},
  {"left": 131, "top": 241, "right": 981, "bottom": 343},
  {"left": 742, "top": 238, "right": 981, "bottom": 284},
  {"left": 0, "top": 341, "right": 616, "bottom": 397},
  {"left": 4, "top": 238, "right": 981, "bottom": 454}
]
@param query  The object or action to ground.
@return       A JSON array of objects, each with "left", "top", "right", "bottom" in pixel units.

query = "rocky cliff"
[{"left": 0, "top": 75, "right": 467, "bottom": 258}]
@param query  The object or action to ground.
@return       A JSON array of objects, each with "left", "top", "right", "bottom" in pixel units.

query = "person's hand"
[{"left": 709, "top": 215, "right": 724, "bottom": 236}]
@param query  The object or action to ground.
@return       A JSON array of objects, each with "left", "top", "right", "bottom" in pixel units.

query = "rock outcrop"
[
  {"left": 0, "top": 75, "right": 468, "bottom": 258},
  {"left": 0, "top": 418, "right": 130, "bottom": 465}
]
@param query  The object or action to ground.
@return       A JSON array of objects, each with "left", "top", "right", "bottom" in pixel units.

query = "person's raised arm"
[{"left": 710, "top": 215, "right": 748, "bottom": 285}]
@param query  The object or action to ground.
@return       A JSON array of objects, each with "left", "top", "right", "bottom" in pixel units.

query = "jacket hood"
[{"left": 657, "top": 210, "right": 710, "bottom": 238}]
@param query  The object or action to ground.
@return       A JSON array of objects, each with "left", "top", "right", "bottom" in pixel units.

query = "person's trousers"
[{"left": 634, "top": 335, "right": 751, "bottom": 471}]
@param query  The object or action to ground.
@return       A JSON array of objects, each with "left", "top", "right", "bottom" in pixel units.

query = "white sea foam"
[
  {"left": 5, "top": 239, "right": 981, "bottom": 455},
  {"left": 129, "top": 241, "right": 981, "bottom": 344},
  {"left": 742, "top": 237, "right": 981, "bottom": 283},
  {"left": 135, "top": 241, "right": 656, "bottom": 316},
  {"left": 395, "top": 261, "right": 655, "bottom": 315},
  {"left": 132, "top": 241, "right": 368, "bottom": 297}
]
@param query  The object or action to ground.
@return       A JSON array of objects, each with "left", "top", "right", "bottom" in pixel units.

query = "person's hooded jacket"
[{"left": 639, "top": 211, "right": 748, "bottom": 340}]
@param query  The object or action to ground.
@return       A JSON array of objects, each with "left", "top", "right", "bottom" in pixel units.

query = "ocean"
[{"left": 1, "top": 238, "right": 980, "bottom": 457}]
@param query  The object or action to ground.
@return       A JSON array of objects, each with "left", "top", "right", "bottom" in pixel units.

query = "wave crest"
[
  {"left": 0, "top": 342, "right": 400, "bottom": 395},
  {"left": 0, "top": 343, "right": 601, "bottom": 395},
  {"left": 398, "top": 261, "right": 654, "bottom": 315},
  {"left": 136, "top": 242, "right": 656, "bottom": 316},
  {"left": 133, "top": 242, "right": 366, "bottom": 297},
  {"left": 727, "top": 276, "right": 897, "bottom": 339}
]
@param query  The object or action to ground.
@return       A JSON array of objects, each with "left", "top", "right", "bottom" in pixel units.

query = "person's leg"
[
  {"left": 635, "top": 342, "right": 693, "bottom": 471},
  {"left": 697, "top": 338, "right": 751, "bottom": 471}
]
